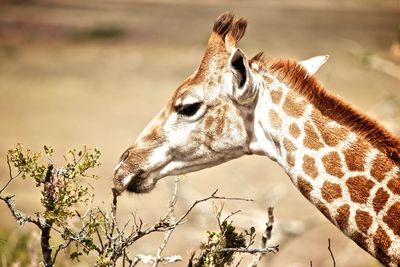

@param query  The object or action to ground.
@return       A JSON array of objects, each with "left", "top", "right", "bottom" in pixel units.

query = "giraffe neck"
[{"left": 248, "top": 72, "right": 400, "bottom": 266}]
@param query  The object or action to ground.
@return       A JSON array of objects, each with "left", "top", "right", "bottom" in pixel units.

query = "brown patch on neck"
[
  {"left": 346, "top": 175, "right": 375, "bottom": 204},
  {"left": 321, "top": 181, "right": 342, "bottom": 202},
  {"left": 373, "top": 226, "right": 392, "bottom": 265},
  {"left": 303, "top": 155, "right": 318, "bottom": 178},
  {"left": 289, "top": 123, "right": 301, "bottom": 138},
  {"left": 344, "top": 138, "right": 369, "bottom": 172},
  {"left": 268, "top": 110, "right": 282, "bottom": 130},
  {"left": 373, "top": 187, "right": 390, "bottom": 213},
  {"left": 355, "top": 209, "right": 373, "bottom": 233},
  {"left": 297, "top": 176, "right": 313, "bottom": 200},
  {"left": 383, "top": 202, "right": 400, "bottom": 236},
  {"left": 335, "top": 204, "right": 350, "bottom": 231},
  {"left": 260, "top": 58, "right": 400, "bottom": 162},
  {"left": 322, "top": 152, "right": 345, "bottom": 178},
  {"left": 304, "top": 122, "right": 324, "bottom": 150}
]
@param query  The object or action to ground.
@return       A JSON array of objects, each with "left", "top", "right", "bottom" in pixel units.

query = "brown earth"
[{"left": 0, "top": 0, "right": 399, "bottom": 266}]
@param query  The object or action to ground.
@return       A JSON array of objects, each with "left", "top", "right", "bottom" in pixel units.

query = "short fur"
[{"left": 254, "top": 57, "right": 400, "bottom": 162}]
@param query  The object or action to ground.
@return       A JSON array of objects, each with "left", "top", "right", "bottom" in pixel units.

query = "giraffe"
[{"left": 113, "top": 12, "right": 400, "bottom": 266}]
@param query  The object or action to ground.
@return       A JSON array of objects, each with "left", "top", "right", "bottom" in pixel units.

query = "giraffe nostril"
[{"left": 120, "top": 150, "right": 130, "bottom": 162}]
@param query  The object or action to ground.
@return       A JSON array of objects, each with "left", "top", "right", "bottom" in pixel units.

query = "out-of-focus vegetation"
[
  {"left": 0, "top": 230, "right": 32, "bottom": 266},
  {"left": 71, "top": 26, "right": 125, "bottom": 41}
]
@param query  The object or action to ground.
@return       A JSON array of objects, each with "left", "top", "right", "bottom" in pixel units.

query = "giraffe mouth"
[{"left": 125, "top": 170, "right": 157, "bottom": 193}]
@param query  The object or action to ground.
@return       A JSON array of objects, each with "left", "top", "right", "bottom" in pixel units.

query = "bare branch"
[
  {"left": 0, "top": 155, "right": 21, "bottom": 194},
  {"left": 0, "top": 194, "right": 42, "bottom": 227},
  {"left": 175, "top": 189, "right": 253, "bottom": 226},
  {"left": 52, "top": 239, "right": 72, "bottom": 265},
  {"left": 133, "top": 254, "right": 182, "bottom": 265},
  {"left": 249, "top": 206, "right": 275, "bottom": 266},
  {"left": 152, "top": 177, "right": 180, "bottom": 267},
  {"left": 218, "top": 246, "right": 279, "bottom": 254}
]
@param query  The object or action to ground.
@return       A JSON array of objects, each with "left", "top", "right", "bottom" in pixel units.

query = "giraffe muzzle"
[{"left": 114, "top": 166, "right": 156, "bottom": 194}]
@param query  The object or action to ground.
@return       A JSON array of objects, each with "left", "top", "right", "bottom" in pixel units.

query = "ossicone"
[
  {"left": 213, "top": 12, "right": 235, "bottom": 39},
  {"left": 211, "top": 12, "right": 248, "bottom": 51}
]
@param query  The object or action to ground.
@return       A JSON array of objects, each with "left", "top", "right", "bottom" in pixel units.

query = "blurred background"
[{"left": 0, "top": 0, "right": 399, "bottom": 266}]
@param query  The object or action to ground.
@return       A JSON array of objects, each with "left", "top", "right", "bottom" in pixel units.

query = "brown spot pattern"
[
  {"left": 269, "top": 110, "right": 281, "bottom": 130},
  {"left": 321, "top": 181, "right": 342, "bottom": 202},
  {"left": 373, "top": 226, "right": 392, "bottom": 265},
  {"left": 383, "top": 202, "right": 400, "bottom": 237},
  {"left": 283, "top": 138, "right": 296, "bottom": 154},
  {"left": 322, "top": 152, "right": 344, "bottom": 178},
  {"left": 287, "top": 154, "right": 295, "bottom": 167},
  {"left": 312, "top": 111, "right": 349, "bottom": 147},
  {"left": 204, "top": 115, "right": 213, "bottom": 129},
  {"left": 215, "top": 108, "right": 226, "bottom": 135},
  {"left": 265, "top": 58, "right": 400, "bottom": 162},
  {"left": 373, "top": 188, "right": 390, "bottom": 214},
  {"left": 355, "top": 210, "right": 372, "bottom": 233},
  {"left": 289, "top": 123, "right": 301, "bottom": 138},
  {"left": 297, "top": 176, "right": 312, "bottom": 200},
  {"left": 282, "top": 94, "right": 306, "bottom": 118},
  {"left": 304, "top": 122, "right": 324, "bottom": 150},
  {"left": 283, "top": 138, "right": 296, "bottom": 167},
  {"left": 370, "top": 153, "right": 394, "bottom": 182},
  {"left": 302, "top": 155, "right": 318, "bottom": 179},
  {"left": 344, "top": 138, "right": 369, "bottom": 172},
  {"left": 335, "top": 204, "right": 350, "bottom": 231},
  {"left": 270, "top": 89, "right": 283, "bottom": 104},
  {"left": 387, "top": 175, "right": 400, "bottom": 195},
  {"left": 320, "top": 126, "right": 344, "bottom": 147},
  {"left": 346, "top": 176, "right": 375, "bottom": 204}
]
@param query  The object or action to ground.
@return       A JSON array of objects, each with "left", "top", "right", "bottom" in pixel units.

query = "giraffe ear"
[
  {"left": 299, "top": 55, "right": 329, "bottom": 75},
  {"left": 229, "top": 48, "right": 256, "bottom": 104}
]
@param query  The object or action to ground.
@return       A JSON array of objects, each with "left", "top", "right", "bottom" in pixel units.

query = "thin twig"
[
  {"left": 111, "top": 187, "right": 119, "bottom": 235},
  {"left": 250, "top": 206, "right": 275, "bottom": 267},
  {"left": 0, "top": 155, "right": 21, "bottom": 194},
  {"left": 175, "top": 189, "right": 253, "bottom": 226},
  {"left": 152, "top": 177, "right": 179, "bottom": 267},
  {"left": 218, "top": 246, "right": 279, "bottom": 254},
  {"left": 328, "top": 238, "right": 336, "bottom": 267},
  {"left": 96, "top": 225, "right": 104, "bottom": 252},
  {"left": 52, "top": 239, "right": 72, "bottom": 265}
]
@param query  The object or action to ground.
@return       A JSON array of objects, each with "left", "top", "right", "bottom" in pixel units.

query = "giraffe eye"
[{"left": 176, "top": 102, "right": 202, "bottom": 117}]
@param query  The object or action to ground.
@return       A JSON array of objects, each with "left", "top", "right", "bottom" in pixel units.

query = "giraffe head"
[{"left": 113, "top": 12, "right": 327, "bottom": 193}]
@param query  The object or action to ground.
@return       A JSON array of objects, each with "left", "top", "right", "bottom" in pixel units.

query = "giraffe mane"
[{"left": 253, "top": 56, "right": 400, "bottom": 162}]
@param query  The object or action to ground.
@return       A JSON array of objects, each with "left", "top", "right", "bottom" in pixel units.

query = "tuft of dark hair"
[
  {"left": 230, "top": 18, "right": 248, "bottom": 42},
  {"left": 213, "top": 12, "right": 235, "bottom": 38}
]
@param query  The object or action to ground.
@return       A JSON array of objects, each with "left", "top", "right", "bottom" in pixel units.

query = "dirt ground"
[{"left": 0, "top": 0, "right": 399, "bottom": 266}]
